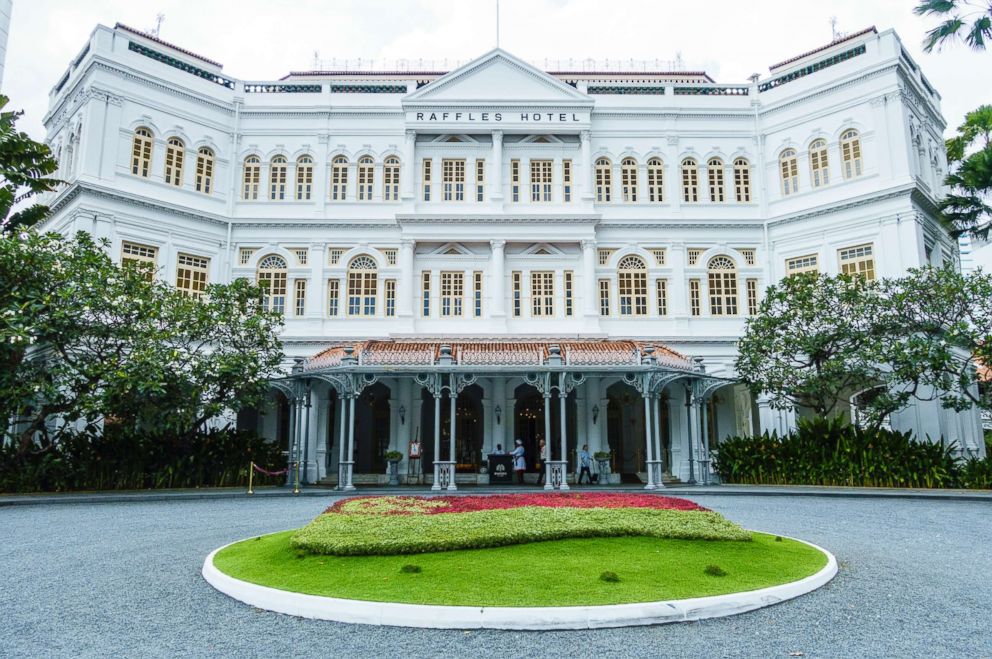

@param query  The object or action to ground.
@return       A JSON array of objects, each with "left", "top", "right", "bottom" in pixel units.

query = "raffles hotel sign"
[{"left": 407, "top": 110, "right": 591, "bottom": 126}]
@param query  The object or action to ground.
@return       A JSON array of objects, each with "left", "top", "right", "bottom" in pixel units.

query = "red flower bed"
[{"left": 326, "top": 492, "right": 708, "bottom": 516}]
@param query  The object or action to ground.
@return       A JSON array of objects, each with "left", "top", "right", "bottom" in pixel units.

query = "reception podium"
[{"left": 487, "top": 454, "right": 514, "bottom": 484}]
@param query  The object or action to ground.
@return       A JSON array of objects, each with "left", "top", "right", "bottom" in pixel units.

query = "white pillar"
[
  {"left": 306, "top": 242, "right": 324, "bottom": 318},
  {"left": 402, "top": 130, "right": 416, "bottom": 199},
  {"left": 643, "top": 393, "right": 656, "bottom": 489},
  {"left": 490, "top": 239, "right": 506, "bottom": 320},
  {"left": 581, "top": 239, "right": 598, "bottom": 321},
  {"left": 491, "top": 130, "right": 503, "bottom": 201},
  {"left": 580, "top": 130, "right": 593, "bottom": 200},
  {"left": 448, "top": 389, "right": 458, "bottom": 491},
  {"left": 337, "top": 394, "right": 347, "bottom": 488},
  {"left": 559, "top": 382, "right": 570, "bottom": 490},
  {"left": 653, "top": 395, "right": 665, "bottom": 487},
  {"left": 398, "top": 239, "right": 415, "bottom": 319},
  {"left": 543, "top": 390, "right": 553, "bottom": 490},
  {"left": 345, "top": 395, "right": 356, "bottom": 490},
  {"left": 432, "top": 391, "right": 442, "bottom": 491},
  {"left": 493, "top": 377, "right": 507, "bottom": 453}
]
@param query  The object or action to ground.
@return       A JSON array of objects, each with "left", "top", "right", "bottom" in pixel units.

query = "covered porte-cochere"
[{"left": 265, "top": 339, "right": 741, "bottom": 489}]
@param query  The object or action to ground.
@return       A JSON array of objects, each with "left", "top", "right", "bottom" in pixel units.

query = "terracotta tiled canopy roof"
[{"left": 304, "top": 339, "right": 693, "bottom": 371}]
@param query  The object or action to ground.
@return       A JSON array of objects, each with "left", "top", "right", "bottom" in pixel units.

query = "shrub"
[
  {"left": 593, "top": 451, "right": 611, "bottom": 460},
  {"left": 384, "top": 450, "right": 404, "bottom": 461},
  {"left": 291, "top": 506, "right": 752, "bottom": 556},
  {"left": 713, "top": 417, "right": 963, "bottom": 489},
  {"left": 704, "top": 565, "right": 727, "bottom": 577},
  {"left": 599, "top": 571, "right": 620, "bottom": 583}
]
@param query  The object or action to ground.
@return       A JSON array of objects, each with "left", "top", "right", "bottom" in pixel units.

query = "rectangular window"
[
  {"left": 739, "top": 248, "right": 756, "bottom": 266},
  {"left": 839, "top": 244, "right": 875, "bottom": 280},
  {"left": 381, "top": 248, "right": 398, "bottom": 266},
  {"left": 348, "top": 270, "right": 377, "bottom": 316},
  {"left": 292, "top": 248, "right": 308, "bottom": 266},
  {"left": 239, "top": 247, "right": 257, "bottom": 266},
  {"left": 687, "top": 248, "right": 703, "bottom": 267},
  {"left": 475, "top": 159, "right": 485, "bottom": 202},
  {"left": 383, "top": 160, "right": 399, "bottom": 201},
  {"left": 422, "top": 159, "right": 432, "bottom": 201},
  {"left": 176, "top": 253, "right": 209, "bottom": 298},
  {"left": 327, "top": 279, "right": 340, "bottom": 316},
  {"left": 564, "top": 271, "right": 573, "bottom": 317},
  {"left": 440, "top": 271, "right": 463, "bottom": 317},
  {"left": 530, "top": 160, "right": 552, "bottom": 202},
  {"left": 689, "top": 279, "right": 701, "bottom": 316},
  {"left": 597, "top": 248, "right": 615, "bottom": 266},
  {"left": 294, "top": 279, "right": 307, "bottom": 316},
  {"left": 421, "top": 271, "right": 431, "bottom": 317},
  {"left": 618, "top": 271, "right": 647, "bottom": 316},
  {"left": 656, "top": 279, "right": 668, "bottom": 315},
  {"left": 562, "top": 160, "right": 572, "bottom": 202},
  {"left": 708, "top": 164, "right": 725, "bottom": 202},
  {"left": 357, "top": 162, "right": 374, "bottom": 201},
  {"left": 121, "top": 241, "right": 158, "bottom": 278},
  {"left": 510, "top": 159, "right": 520, "bottom": 202},
  {"left": 747, "top": 278, "right": 759, "bottom": 315},
  {"left": 442, "top": 159, "right": 465, "bottom": 202},
  {"left": 599, "top": 279, "right": 611, "bottom": 316},
  {"left": 786, "top": 254, "right": 819, "bottom": 275},
  {"left": 473, "top": 271, "right": 483, "bottom": 317},
  {"left": 708, "top": 270, "right": 738, "bottom": 316},
  {"left": 650, "top": 248, "right": 667, "bottom": 266},
  {"left": 385, "top": 279, "right": 396, "bottom": 317},
  {"left": 512, "top": 271, "right": 522, "bottom": 317},
  {"left": 328, "top": 247, "right": 345, "bottom": 265},
  {"left": 530, "top": 271, "right": 555, "bottom": 317}
]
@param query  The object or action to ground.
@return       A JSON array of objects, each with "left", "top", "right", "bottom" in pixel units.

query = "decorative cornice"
[
  {"left": 397, "top": 214, "right": 601, "bottom": 225},
  {"left": 48, "top": 181, "right": 230, "bottom": 227},
  {"left": 765, "top": 184, "right": 915, "bottom": 229}
]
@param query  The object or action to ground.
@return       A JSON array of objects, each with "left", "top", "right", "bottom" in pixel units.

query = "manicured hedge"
[
  {"left": 714, "top": 417, "right": 991, "bottom": 489},
  {"left": 291, "top": 506, "right": 751, "bottom": 556}
]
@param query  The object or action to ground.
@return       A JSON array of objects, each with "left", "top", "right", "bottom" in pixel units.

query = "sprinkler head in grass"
[
  {"left": 704, "top": 564, "right": 727, "bottom": 577},
  {"left": 400, "top": 564, "right": 422, "bottom": 574},
  {"left": 599, "top": 571, "right": 621, "bottom": 583}
]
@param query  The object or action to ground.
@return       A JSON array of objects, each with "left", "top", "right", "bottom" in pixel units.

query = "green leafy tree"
[
  {"left": 1, "top": 231, "right": 284, "bottom": 454},
  {"left": 915, "top": 1, "right": 992, "bottom": 52},
  {"left": 0, "top": 94, "right": 60, "bottom": 234},
  {"left": 940, "top": 105, "right": 992, "bottom": 238},
  {"left": 735, "top": 272, "right": 889, "bottom": 421},
  {"left": 737, "top": 268, "right": 992, "bottom": 431}
]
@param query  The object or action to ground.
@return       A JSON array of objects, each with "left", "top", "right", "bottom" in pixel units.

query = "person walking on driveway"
[
  {"left": 578, "top": 444, "right": 593, "bottom": 484},
  {"left": 511, "top": 439, "right": 526, "bottom": 484}
]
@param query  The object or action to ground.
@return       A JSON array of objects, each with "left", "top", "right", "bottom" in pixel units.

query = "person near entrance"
[
  {"left": 578, "top": 444, "right": 593, "bottom": 484},
  {"left": 535, "top": 439, "right": 546, "bottom": 486},
  {"left": 492, "top": 444, "right": 506, "bottom": 455},
  {"left": 511, "top": 439, "right": 526, "bottom": 484}
]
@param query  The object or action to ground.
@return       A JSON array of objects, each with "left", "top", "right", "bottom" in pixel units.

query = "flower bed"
[{"left": 292, "top": 493, "right": 750, "bottom": 556}]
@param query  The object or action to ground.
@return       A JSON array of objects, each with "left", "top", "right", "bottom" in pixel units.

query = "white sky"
[{"left": 4, "top": 0, "right": 991, "bottom": 140}]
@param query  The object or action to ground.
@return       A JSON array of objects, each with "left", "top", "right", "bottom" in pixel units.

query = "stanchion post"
[
  {"left": 294, "top": 460, "right": 301, "bottom": 495},
  {"left": 247, "top": 462, "right": 254, "bottom": 495}
]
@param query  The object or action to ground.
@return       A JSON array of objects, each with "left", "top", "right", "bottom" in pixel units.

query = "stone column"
[
  {"left": 307, "top": 242, "right": 324, "bottom": 318},
  {"left": 490, "top": 239, "right": 506, "bottom": 320},
  {"left": 448, "top": 389, "right": 458, "bottom": 491},
  {"left": 580, "top": 130, "right": 593, "bottom": 200},
  {"left": 398, "top": 239, "right": 415, "bottom": 319},
  {"left": 581, "top": 239, "right": 598, "bottom": 321},
  {"left": 643, "top": 393, "right": 656, "bottom": 489},
  {"left": 667, "top": 391, "right": 683, "bottom": 478},
  {"left": 490, "top": 130, "right": 503, "bottom": 201},
  {"left": 402, "top": 130, "right": 416, "bottom": 199},
  {"left": 316, "top": 133, "right": 329, "bottom": 212},
  {"left": 493, "top": 378, "right": 507, "bottom": 453}
]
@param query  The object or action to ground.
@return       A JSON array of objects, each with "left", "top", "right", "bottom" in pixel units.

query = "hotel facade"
[{"left": 39, "top": 23, "right": 986, "bottom": 488}]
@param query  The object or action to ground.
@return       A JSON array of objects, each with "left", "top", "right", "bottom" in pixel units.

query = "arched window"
[
  {"left": 195, "top": 147, "right": 214, "bottom": 194},
  {"left": 331, "top": 156, "right": 348, "bottom": 201},
  {"left": 733, "top": 158, "right": 751, "bottom": 202},
  {"left": 347, "top": 255, "right": 378, "bottom": 316},
  {"left": 164, "top": 137, "right": 184, "bottom": 186},
  {"left": 269, "top": 155, "right": 288, "bottom": 200},
  {"left": 617, "top": 254, "right": 648, "bottom": 316},
  {"left": 707, "top": 158, "right": 725, "bottom": 202},
  {"left": 840, "top": 129, "right": 863, "bottom": 179},
  {"left": 809, "top": 139, "right": 829, "bottom": 188},
  {"left": 295, "top": 155, "right": 313, "bottom": 200},
  {"left": 131, "top": 127, "right": 153, "bottom": 177},
  {"left": 707, "top": 255, "right": 738, "bottom": 316},
  {"left": 595, "top": 158, "right": 612, "bottom": 202},
  {"left": 242, "top": 156, "right": 261, "bottom": 200},
  {"left": 647, "top": 158, "right": 664, "bottom": 202},
  {"left": 357, "top": 156, "right": 375, "bottom": 201},
  {"left": 383, "top": 156, "right": 400, "bottom": 201},
  {"left": 780, "top": 149, "right": 799, "bottom": 196},
  {"left": 621, "top": 157, "right": 638, "bottom": 203},
  {"left": 256, "top": 255, "right": 287, "bottom": 313},
  {"left": 681, "top": 158, "right": 699, "bottom": 202}
]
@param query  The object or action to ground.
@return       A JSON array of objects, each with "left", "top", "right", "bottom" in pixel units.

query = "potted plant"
[
  {"left": 384, "top": 450, "right": 404, "bottom": 486},
  {"left": 593, "top": 451, "right": 611, "bottom": 486}
]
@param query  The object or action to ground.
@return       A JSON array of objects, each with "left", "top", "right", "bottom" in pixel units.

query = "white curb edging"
[{"left": 202, "top": 534, "right": 838, "bottom": 630}]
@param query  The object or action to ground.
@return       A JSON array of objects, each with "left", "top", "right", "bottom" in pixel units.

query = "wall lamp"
[
  {"left": 399, "top": 405, "right": 406, "bottom": 425},
  {"left": 495, "top": 404, "right": 502, "bottom": 425},
  {"left": 592, "top": 404, "right": 600, "bottom": 425}
]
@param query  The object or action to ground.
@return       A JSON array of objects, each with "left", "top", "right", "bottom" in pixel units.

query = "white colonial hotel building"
[{"left": 38, "top": 23, "right": 986, "bottom": 488}]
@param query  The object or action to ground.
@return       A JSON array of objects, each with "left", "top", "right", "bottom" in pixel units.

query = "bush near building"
[{"left": 714, "top": 417, "right": 992, "bottom": 489}]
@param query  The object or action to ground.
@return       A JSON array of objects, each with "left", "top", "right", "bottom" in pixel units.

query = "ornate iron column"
[
  {"left": 447, "top": 386, "right": 458, "bottom": 492},
  {"left": 652, "top": 393, "right": 665, "bottom": 488}
]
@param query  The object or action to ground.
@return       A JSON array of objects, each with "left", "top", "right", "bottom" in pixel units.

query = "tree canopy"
[
  {"left": 0, "top": 94, "right": 60, "bottom": 235},
  {"left": 915, "top": 1, "right": 992, "bottom": 52},
  {"left": 940, "top": 105, "right": 992, "bottom": 239}
]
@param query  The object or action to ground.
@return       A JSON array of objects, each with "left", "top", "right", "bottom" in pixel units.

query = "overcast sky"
[{"left": 4, "top": 0, "right": 991, "bottom": 140}]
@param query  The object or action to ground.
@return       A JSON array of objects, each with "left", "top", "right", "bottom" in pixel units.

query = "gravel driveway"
[{"left": 1, "top": 493, "right": 989, "bottom": 658}]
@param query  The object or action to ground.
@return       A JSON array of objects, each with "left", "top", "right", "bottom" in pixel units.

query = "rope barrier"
[{"left": 247, "top": 461, "right": 292, "bottom": 496}]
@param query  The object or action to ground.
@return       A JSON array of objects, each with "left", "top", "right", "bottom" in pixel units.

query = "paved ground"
[{"left": 1, "top": 493, "right": 989, "bottom": 658}]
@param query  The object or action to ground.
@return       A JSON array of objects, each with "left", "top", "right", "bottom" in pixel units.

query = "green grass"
[
  {"left": 291, "top": 507, "right": 751, "bottom": 556},
  {"left": 214, "top": 532, "right": 828, "bottom": 607}
]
